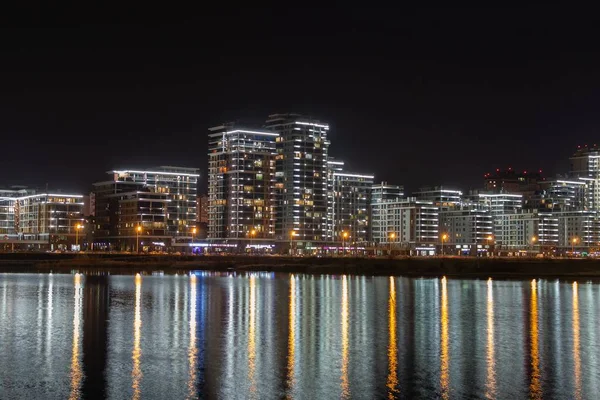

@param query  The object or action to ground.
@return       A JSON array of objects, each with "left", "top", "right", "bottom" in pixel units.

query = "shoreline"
[{"left": 1, "top": 253, "right": 600, "bottom": 280}]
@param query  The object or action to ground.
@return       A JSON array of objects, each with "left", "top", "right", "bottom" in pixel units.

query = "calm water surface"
[{"left": 1, "top": 272, "right": 599, "bottom": 399}]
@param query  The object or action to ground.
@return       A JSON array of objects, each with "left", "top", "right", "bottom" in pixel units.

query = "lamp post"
[
  {"left": 531, "top": 236, "right": 537, "bottom": 254},
  {"left": 136, "top": 225, "right": 142, "bottom": 254},
  {"left": 572, "top": 237, "right": 578, "bottom": 256},
  {"left": 290, "top": 230, "right": 295, "bottom": 256},
  {"left": 389, "top": 232, "right": 395, "bottom": 255},
  {"left": 192, "top": 227, "right": 197, "bottom": 242},
  {"left": 441, "top": 233, "right": 448, "bottom": 256},
  {"left": 250, "top": 229, "right": 256, "bottom": 254},
  {"left": 487, "top": 235, "right": 493, "bottom": 257},
  {"left": 342, "top": 231, "right": 348, "bottom": 256},
  {"left": 75, "top": 223, "right": 82, "bottom": 251}
]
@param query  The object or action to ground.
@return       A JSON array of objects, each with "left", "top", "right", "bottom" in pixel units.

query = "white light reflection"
[
  {"left": 485, "top": 278, "right": 496, "bottom": 399},
  {"left": 132, "top": 274, "right": 142, "bottom": 400},
  {"left": 187, "top": 274, "right": 197, "bottom": 399},
  {"left": 69, "top": 274, "right": 83, "bottom": 400},
  {"left": 341, "top": 275, "right": 350, "bottom": 398}
]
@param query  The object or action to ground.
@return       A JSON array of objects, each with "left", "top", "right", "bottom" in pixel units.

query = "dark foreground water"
[{"left": 1, "top": 272, "right": 599, "bottom": 399}]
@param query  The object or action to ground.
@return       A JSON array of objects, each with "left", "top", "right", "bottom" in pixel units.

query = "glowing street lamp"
[
  {"left": 136, "top": 225, "right": 142, "bottom": 254},
  {"left": 75, "top": 223, "right": 83, "bottom": 250},
  {"left": 192, "top": 227, "right": 197, "bottom": 242},
  {"left": 250, "top": 229, "right": 256, "bottom": 253},
  {"left": 572, "top": 237, "right": 579, "bottom": 255},
  {"left": 389, "top": 232, "right": 396, "bottom": 255},
  {"left": 487, "top": 235, "right": 494, "bottom": 256},
  {"left": 441, "top": 233, "right": 448, "bottom": 256},
  {"left": 342, "top": 231, "right": 349, "bottom": 255}
]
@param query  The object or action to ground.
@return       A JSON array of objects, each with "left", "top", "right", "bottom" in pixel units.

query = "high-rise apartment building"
[
  {"left": 93, "top": 167, "right": 199, "bottom": 249},
  {"left": 265, "top": 114, "right": 330, "bottom": 242},
  {"left": 439, "top": 207, "right": 493, "bottom": 255},
  {"left": 208, "top": 124, "right": 277, "bottom": 239},
  {"left": 570, "top": 146, "right": 600, "bottom": 211},
  {"left": 0, "top": 188, "right": 84, "bottom": 250},
  {"left": 370, "top": 197, "right": 439, "bottom": 254},
  {"left": 331, "top": 172, "right": 374, "bottom": 244}
]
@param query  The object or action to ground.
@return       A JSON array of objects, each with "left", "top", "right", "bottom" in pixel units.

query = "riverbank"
[{"left": 1, "top": 253, "right": 600, "bottom": 279}]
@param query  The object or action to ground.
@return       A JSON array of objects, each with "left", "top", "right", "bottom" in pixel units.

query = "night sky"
[{"left": 1, "top": 5, "right": 600, "bottom": 194}]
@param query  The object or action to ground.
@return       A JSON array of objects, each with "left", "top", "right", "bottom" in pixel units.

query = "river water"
[{"left": 0, "top": 272, "right": 598, "bottom": 399}]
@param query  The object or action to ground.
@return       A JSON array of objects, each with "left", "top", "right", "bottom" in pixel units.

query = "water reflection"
[
  {"left": 530, "top": 279, "right": 541, "bottom": 399},
  {"left": 485, "top": 278, "right": 496, "bottom": 399},
  {"left": 387, "top": 277, "right": 399, "bottom": 399},
  {"left": 341, "top": 275, "right": 350, "bottom": 398},
  {"left": 286, "top": 275, "right": 296, "bottom": 396},
  {"left": 1, "top": 273, "right": 599, "bottom": 399},
  {"left": 69, "top": 274, "right": 83, "bottom": 400},
  {"left": 187, "top": 274, "right": 197, "bottom": 399},
  {"left": 132, "top": 274, "right": 142, "bottom": 400},
  {"left": 573, "top": 282, "right": 581, "bottom": 400},
  {"left": 440, "top": 276, "right": 449, "bottom": 399},
  {"left": 248, "top": 276, "right": 257, "bottom": 396}
]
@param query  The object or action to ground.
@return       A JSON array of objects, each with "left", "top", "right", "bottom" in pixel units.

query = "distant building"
[
  {"left": 439, "top": 206, "right": 493, "bottom": 255},
  {"left": 570, "top": 145, "right": 600, "bottom": 211},
  {"left": 331, "top": 172, "right": 374, "bottom": 244},
  {"left": 370, "top": 197, "right": 439, "bottom": 255},
  {"left": 414, "top": 186, "right": 462, "bottom": 210},
  {"left": 483, "top": 168, "right": 543, "bottom": 195},
  {"left": 265, "top": 113, "right": 330, "bottom": 243},
  {"left": 207, "top": 124, "right": 277, "bottom": 240},
  {"left": 93, "top": 166, "right": 199, "bottom": 249},
  {"left": 0, "top": 188, "right": 84, "bottom": 251},
  {"left": 493, "top": 211, "right": 539, "bottom": 251}
]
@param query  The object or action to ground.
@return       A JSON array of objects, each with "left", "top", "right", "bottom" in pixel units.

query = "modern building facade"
[
  {"left": 265, "top": 113, "right": 330, "bottom": 242},
  {"left": 493, "top": 211, "right": 539, "bottom": 251},
  {"left": 414, "top": 186, "right": 462, "bottom": 210},
  {"left": 570, "top": 146, "right": 600, "bottom": 211},
  {"left": 107, "top": 167, "right": 199, "bottom": 239},
  {"left": 208, "top": 124, "right": 277, "bottom": 240},
  {"left": 439, "top": 207, "right": 493, "bottom": 255},
  {"left": 371, "top": 198, "right": 439, "bottom": 255},
  {"left": 0, "top": 188, "right": 84, "bottom": 250},
  {"left": 331, "top": 172, "right": 374, "bottom": 244}
]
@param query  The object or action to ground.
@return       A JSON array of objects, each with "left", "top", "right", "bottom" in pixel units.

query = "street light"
[
  {"left": 342, "top": 231, "right": 348, "bottom": 256},
  {"left": 531, "top": 236, "right": 537, "bottom": 254},
  {"left": 192, "top": 227, "right": 197, "bottom": 242},
  {"left": 572, "top": 237, "right": 579, "bottom": 256},
  {"left": 136, "top": 225, "right": 142, "bottom": 254},
  {"left": 250, "top": 229, "right": 256, "bottom": 253},
  {"left": 389, "top": 232, "right": 396, "bottom": 255},
  {"left": 75, "top": 223, "right": 83, "bottom": 251},
  {"left": 441, "top": 233, "right": 448, "bottom": 256},
  {"left": 487, "top": 235, "right": 494, "bottom": 257}
]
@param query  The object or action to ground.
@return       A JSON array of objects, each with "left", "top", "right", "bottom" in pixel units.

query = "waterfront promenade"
[{"left": 1, "top": 253, "right": 600, "bottom": 279}]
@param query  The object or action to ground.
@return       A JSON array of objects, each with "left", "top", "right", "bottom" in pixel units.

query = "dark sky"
[{"left": 1, "top": 5, "right": 600, "bottom": 194}]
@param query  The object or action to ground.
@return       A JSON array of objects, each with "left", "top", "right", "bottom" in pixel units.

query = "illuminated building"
[
  {"left": 439, "top": 206, "right": 493, "bottom": 255},
  {"left": 105, "top": 167, "right": 199, "bottom": 239},
  {"left": 265, "top": 113, "right": 330, "bottom": 243},
  {"left": 92, "top": 181, "right": 169, "bottom": 251},
  {"left": 326, "top": 158, "right": 344, "bottom": 240},
  {"left": 370, "top": 197, "right": 439, "bottom": 255},
  {"left": 414, "top": 186, "right": 463, "bottom": 210},
  {"left": 475, "top": 193, "right": 523, "bottom": 215},
  {"left": 0, "top": 188, "right": 84, "bottom": 250},
  {"left": 331, "top": 171, "right": 374, "bottom": 244},
  {"left": 525, "top": 179, "right": 586, "bottom": 211},
  {"left": 493, "top": 211, "right": 539, "bottom": 251},
  {"left": 570, "top": 145, "right": 600, "bottom": 211},
  {"left": 208, "top": 123, "right": 277, "bottom": 239}
]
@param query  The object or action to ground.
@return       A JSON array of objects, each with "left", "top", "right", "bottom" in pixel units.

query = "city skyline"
[{"left": 2, "top": 6, "right": 600, "bottom": 192}]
